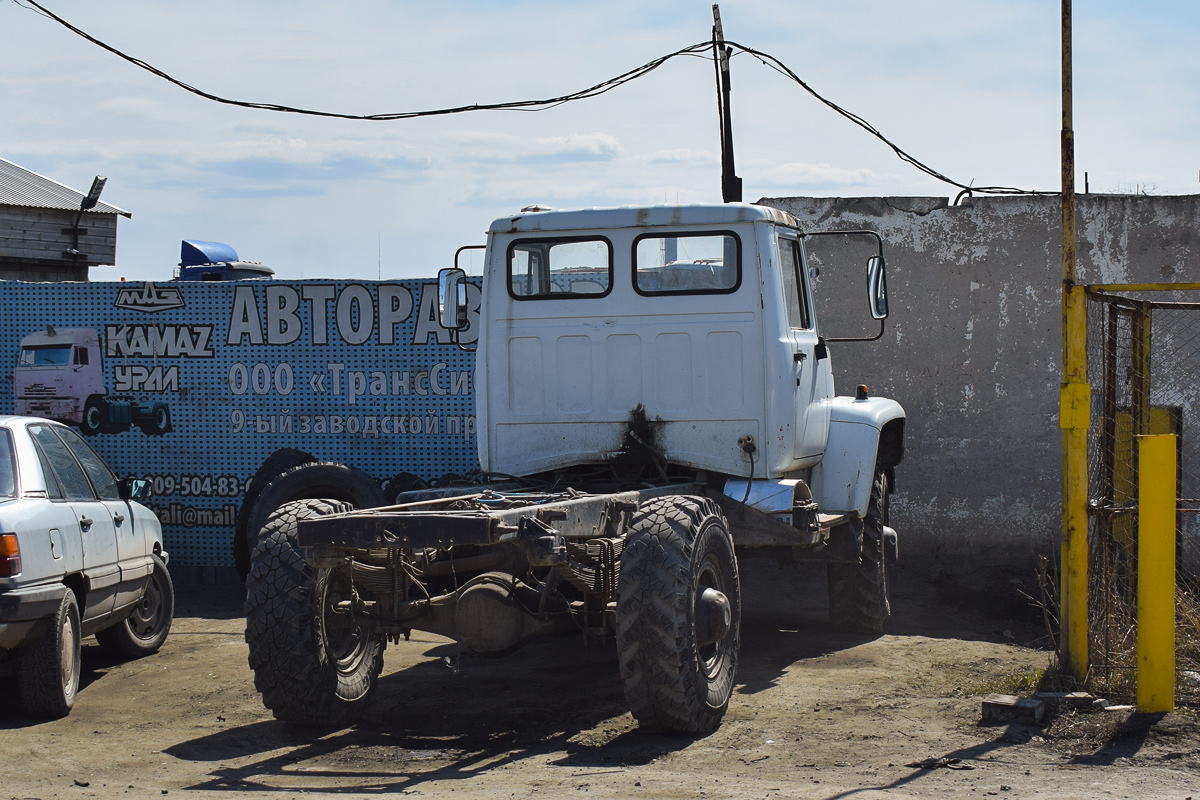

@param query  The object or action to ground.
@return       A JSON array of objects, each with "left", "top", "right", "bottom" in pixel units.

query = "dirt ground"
[{"left": 2, "top": 561, "right": 1198, "bottom": 800}]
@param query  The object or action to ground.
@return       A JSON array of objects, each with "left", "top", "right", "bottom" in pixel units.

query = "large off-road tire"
[
  {"left": 17, "top": 590, "right": 81, "bottom": 718},
  {"left": 96, "top": 554, "right": 174, "bottom": 658},
  {"left": 245, "top": 498, "right": 384, "bottom": 726},
  {"left": 616, "top": 495, "right": 741, "bottom": 734},
  {"left": 827, "top": 466, "right": 890, "bottom": 634},
  {"left": 80, "top": 396, "right": 105, "bottom": 436},
  {"left": 233, "top": 448, "right": 317, "bottom": 579}
]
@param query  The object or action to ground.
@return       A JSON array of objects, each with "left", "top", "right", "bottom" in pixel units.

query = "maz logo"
[{"left": 113, "top": 282, "right": 185, "bottom": 313}]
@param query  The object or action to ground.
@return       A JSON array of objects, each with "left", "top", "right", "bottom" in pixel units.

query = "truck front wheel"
[
  {"left": 827, "top": 466, "right": 891, "bottom": 634},
  {"left": 81, "top": 397, "right": 106, "bottom": 436},
  {"left": 244, "top": 498, "right": 384, "bottom": 726},
  {"left": 616, "top": 495, "right": 741, "bottom": 734}
]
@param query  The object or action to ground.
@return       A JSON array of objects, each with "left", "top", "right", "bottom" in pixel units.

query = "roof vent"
[{"left": 520, "top": 205, "right": 553, "bottom": 213}]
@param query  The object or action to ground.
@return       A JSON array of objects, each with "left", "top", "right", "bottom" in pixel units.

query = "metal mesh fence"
[{"left": 1086, "top": 288, "right": 1200, "bottom": 703}]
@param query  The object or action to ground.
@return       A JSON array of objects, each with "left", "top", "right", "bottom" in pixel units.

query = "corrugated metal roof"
[{"left": 0, "top": 157, "right": 131, "bottom": 217}]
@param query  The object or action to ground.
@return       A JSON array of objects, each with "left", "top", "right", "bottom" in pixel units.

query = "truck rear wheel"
[
  {"left": 244, "top": 498, "right": 384, "bottom": 726},
  {"left": 616, "top": 495, "right": 740, "bottom": 734},
  {"left": 827, "top": 466, "right": 890, "bottom": 634}
]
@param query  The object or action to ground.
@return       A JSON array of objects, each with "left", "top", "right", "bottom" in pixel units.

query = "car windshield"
[
  {"left": 18, "top": 345, "right": 71, "bottom": 366},
  {"left": 0, "top": 431, "right": 15, "bottom": 498}
]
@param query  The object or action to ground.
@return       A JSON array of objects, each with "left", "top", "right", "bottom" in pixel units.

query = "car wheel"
[
  {"left": 17, "top": 590, "right": 82, "bottom": 717},
  {"left": 95, "top": 554, "right": 175, "bottom": 658}
]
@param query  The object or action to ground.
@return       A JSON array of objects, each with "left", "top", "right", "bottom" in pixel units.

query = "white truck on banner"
[{"left": 0, "top": 279, "right": 481, "bottom": 575}]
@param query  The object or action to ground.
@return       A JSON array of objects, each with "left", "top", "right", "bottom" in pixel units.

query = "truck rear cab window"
[
  {"left": 634, "top": 232, "right": 740, "bottom": 295},
  {"left": 508, "top": 238, "right": 612, "bottom": 299},
  {"left": 778, "top": 236, "right": 812, "bottom": 329}
]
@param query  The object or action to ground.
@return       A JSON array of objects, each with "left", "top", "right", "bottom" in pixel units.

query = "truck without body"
[
  {"left": 14, "top": 327, "right": 172, "bottom": 436},
  {"left": 244, "top": 203, "right": 905, "bottom": 733}
]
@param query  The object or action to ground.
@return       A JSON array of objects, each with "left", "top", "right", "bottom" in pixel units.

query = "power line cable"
[
  {"left": 726, "top": 41, "right": 1056, "bottom": 198},
  {"left": 15, "top": 0, "right": 1050, "bottom": 197},
  {"left": 15, "top": 0, "right": 711, "bottom": 120}
]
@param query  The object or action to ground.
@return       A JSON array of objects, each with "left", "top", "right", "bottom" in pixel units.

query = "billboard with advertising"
[{"left": 0, "top": 279, "right": 481, "bottom": 567}]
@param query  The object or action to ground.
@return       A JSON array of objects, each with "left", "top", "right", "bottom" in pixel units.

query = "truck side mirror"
[
  {"left": 867, "top": 256, "right": 889, "bottom": 320},
  {"left": 438, "top": 268, "right": 469, "bottom": 330},
  {"left": 120, "top": 477, "right": 153, "bottom": 501}
]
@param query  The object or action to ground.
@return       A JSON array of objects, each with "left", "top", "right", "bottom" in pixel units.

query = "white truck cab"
[{"left": 455, "top": 202, "right": 903, "bottom": 518}]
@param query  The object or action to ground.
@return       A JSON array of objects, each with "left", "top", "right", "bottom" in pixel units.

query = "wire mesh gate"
[{"left": 1086, "top": 287, "right": 1200, "bottom": 703}]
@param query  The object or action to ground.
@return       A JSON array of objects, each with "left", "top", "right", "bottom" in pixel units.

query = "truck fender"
[{"left": 811, "top": 397, "right": 905, "bottom": 518}]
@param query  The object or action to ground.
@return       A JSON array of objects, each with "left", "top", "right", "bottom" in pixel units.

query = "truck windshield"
[
  {"left": 0, "top": 431, "right": 15, "bottom": 498},
  {"left": 18, "top": 345, "right": 71, "bottom": 366}
]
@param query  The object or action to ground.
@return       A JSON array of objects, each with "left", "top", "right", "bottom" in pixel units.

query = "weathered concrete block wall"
[{"left": 761, "top": 194, "right": 1200, "bottom": 576}]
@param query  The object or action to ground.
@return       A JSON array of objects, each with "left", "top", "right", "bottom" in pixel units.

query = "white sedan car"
[{"left": 0, "top": 416, "right": 173, "bottom": 717}]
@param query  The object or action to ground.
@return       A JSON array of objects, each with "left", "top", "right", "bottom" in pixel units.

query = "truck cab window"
[
  {"left": 508, "top": 238, "right": 611, "bottom": 299},
  {"left": 778, "top": 237, "right": 812, "bottom": 329},
  {"left": 74, "top": 347, "right": 88, "bottom": 366},
  {"left": 634, "top": 232, "right": 740, "bottom": 294}
]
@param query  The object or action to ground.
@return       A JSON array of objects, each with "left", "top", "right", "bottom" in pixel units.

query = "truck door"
[
  {"left": 28, "top": 424, "right": 121, "bottom": 624},
  {"left": 778, "top": 235, "right": 831, "bottom": 460}
]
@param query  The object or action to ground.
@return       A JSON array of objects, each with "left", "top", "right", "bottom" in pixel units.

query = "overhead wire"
[{"left": 14, "top": 0, "right": 1050, "bottom": 196}]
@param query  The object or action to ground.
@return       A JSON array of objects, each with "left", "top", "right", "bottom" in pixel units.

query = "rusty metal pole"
[{"left": 1059, "top": 0, "right": 1090, "bottom": 680}]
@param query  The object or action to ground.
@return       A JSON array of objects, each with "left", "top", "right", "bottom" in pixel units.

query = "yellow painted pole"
[
  {"left": 1138, "top": 434, "right": 1176, "bottom": 713},
  {"left": 1059, "top": 0, "right": 1090, "bottom": 680}
]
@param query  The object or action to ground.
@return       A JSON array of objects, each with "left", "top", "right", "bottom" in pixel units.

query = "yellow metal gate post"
[
  {"left": 1060, "top": 0, "right": 1090, "bottom": 680},
  {"left": 1137, "top": 434, "right": 1176, "bottom": 712}
]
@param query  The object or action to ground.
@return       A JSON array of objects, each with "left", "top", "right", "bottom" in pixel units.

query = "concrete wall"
[{"left": 760, "top": 194, "right": 1200, "bottom": 577}]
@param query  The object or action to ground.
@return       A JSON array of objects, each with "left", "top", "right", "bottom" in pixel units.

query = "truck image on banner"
[
  {"left": 15, "top": 326, "right": 173, "bottom": 435},
  {"left": 0, "top": 279, "right": 481, "bottom": 569}
]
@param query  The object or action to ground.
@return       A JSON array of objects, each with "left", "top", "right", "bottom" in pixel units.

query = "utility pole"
[
  {"left": 712, "top": 5, "right": 741, "bottom": 203},
  {"left": 1060, "top": 0, "right": 1090, "bottom": 681}
]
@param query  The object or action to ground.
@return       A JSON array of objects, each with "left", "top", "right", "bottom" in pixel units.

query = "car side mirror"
[
  {"left": 120, "top": 477, "right": 152, "bottom": 501},
  {"left": 867, "top": 255, "right": 889, "bottom": 320},
  {"left": 438, "top": 267, "right": 469, "bottom": 330}
]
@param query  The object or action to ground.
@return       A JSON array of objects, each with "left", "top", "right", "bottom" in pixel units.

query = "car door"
[
  {"left": 28, "top": 423, "right": 120, "bottom": 624},
  {"left": 55, "top": 426, "right": 153, "bottom": 612},
  {"left": 778, "top": 234, "right": 831, "bottom": 461}
]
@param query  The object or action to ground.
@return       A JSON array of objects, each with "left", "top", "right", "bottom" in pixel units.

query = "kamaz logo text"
[
  {"left": 106, "top": 325, "right": 214, "bottom": 358},
  {"left": 113, "top": 282, "right": 185, "bottom": 313}
]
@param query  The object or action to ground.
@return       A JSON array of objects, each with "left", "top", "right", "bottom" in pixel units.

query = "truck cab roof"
[{"left": 488, "top": 202, "right": 802, "bottom": 234}]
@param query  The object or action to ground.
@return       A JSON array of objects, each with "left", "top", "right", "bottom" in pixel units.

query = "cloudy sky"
[{"left": 2, "top": 1, "right": 1197, "bottom": 280}]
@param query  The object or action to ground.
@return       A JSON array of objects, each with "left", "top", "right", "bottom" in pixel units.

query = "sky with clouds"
[{"left": 2, "top": 0, "right": 1197, "bottom": 280}]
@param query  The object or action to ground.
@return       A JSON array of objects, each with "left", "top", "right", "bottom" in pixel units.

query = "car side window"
[
  {"left": 0, "top": 430, "right": 15, "bottom": 498},
  {"left": 29, "top": 438, "right": 64, "bottom": 500},
  {"left": 56, "top": 427, "right": 121, "bottom": 501},
  {"left": 28, "top": 425, "right": 95, "bottom": 501}
]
